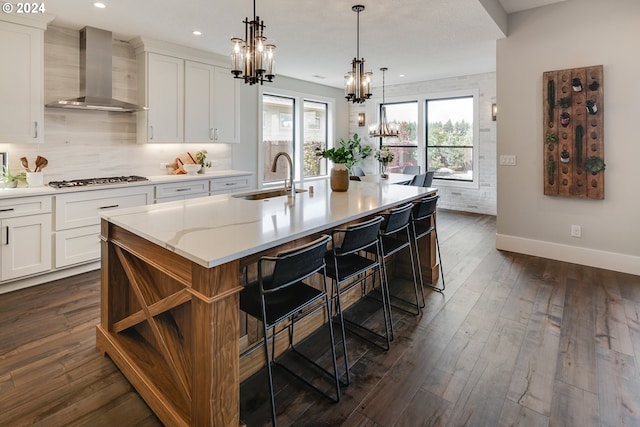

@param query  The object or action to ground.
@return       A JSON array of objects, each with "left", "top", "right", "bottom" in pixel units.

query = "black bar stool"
[
  {"left": 324, "top": 216, "right": 390, "bottom": 385},
  {"left": 239, "top": 235, "right": 340, "bottom": 427},
  {"left": 411, "top": 195, "right": 445, "bottom": 295},
  {"left": 368, "top": 203, "right": 422, "bottom": 317}
]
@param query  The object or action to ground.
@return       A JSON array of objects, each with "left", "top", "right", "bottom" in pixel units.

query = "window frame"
[
  {"left": 258, "top": 87, "right": 335, "bottom": 188},
  {"left": 373, "top": 100, "right": 419, "bottom": 174},
  {"left": 425, "top": 94, "right": 477, "bottom": 185},
  {"left": 369, "top": 88, "right": 479, "bottom": 189}
]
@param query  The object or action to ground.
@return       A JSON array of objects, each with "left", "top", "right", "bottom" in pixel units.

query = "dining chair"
[
  {"left": 239, "top": 235, "right": 341, "bottom": 426},
  {"left": 423, "top": 171, "right": 435, "bottom": 187},
  {"left": 407, "top": 173, "right": 426, "bottom": 187},
  {"left": 402, "top": 165, "right": 420, "bottom": 175},
  {"left": 351, "top": 166, "right": 365, "bottom": 177}
]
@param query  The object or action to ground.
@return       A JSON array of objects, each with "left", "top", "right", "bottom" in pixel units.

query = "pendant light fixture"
[
  {"left": 345, "top": 5, "right": 372, "bottom": 103},
  {"left": 230, "top": 0, "right": 275, "bottom": 85},
  {"left": 369, "top": 67, "right": 399, "bottom": 138}
]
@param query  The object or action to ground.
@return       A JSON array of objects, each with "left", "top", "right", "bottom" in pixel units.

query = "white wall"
[
  {"left": 349, "top": 72, "right": 497, "bottom": 215},
  {"left": 496, "top": 0, "right": 640, "bottom": 275}
]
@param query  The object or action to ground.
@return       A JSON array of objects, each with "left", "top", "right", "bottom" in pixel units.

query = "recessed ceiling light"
[
  {"left": 192, "top": 30, "right": 202, "bottom": 36},
  {"left": 93, "top": 2, "right": 106, "bottom": 8},
  {"left": 399, "top": 74, "right": 405, "bottom": 78}
]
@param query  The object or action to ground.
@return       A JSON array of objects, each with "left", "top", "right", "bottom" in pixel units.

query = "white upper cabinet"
[
  {"left": 213, "top": 67, "right": 240, "bottom": 143},
  {"left": 184, "top": 61, "right": 214, "bottom": 143},
  {"left": 0, "top": 20, "right": 45, "bottom": 144},
  {"left": 137, "top": 52, "right": 184, "bottom": 143},
  {"left": 184, "top": 62, "right": 240, "bottom": 144},
  {"left": 133, "top": 38, "right": 240, "bottom": 144}
]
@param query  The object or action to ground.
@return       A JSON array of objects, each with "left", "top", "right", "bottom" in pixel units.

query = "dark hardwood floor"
[{"left": 2, "top": 210, "right": 640, "bottom": 426}]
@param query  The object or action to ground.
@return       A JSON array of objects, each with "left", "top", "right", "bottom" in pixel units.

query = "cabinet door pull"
[
  {"left": 225, "top": 182, "right": 236, "bottom": 186},
  {"left": 0, "top": 208, "right": 15, "bottom": 212},
  {"left": 150, "top": 125, "right": 154, "bottom": 140},
  {"left": 209, "top": 128, "right": 214, "bottom": 140},
  {"left": 2, "top": 226, "right": 8, "bottom": 245},
  {"left": 99, "top": 204, "right": 120, "bottom": 210},
  {"left": 34, "top": 121, "right": 38, "bottom": 139},
  {"left": 175, "top": 188, "right": 191, "bottom": 192},
  {"left": 214, "top": 128, "right": 219, "bottom": 140}
]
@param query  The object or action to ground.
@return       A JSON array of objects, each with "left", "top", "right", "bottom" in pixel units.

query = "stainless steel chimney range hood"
[{"left": 46, "top": 26, "right": 147, "bottom": 112}]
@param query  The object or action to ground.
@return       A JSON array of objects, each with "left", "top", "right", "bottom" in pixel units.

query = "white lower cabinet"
[
  {"left": 154, "top": 179, "right": 209, "bottom": 202},
  {"left": 0, "top": 172, "right": 253, "bottom": 289},
  {"left": 0, "top": 197, "right": 52, "bottom": 281},
  {"left": 209, "top": 175, "right": 251, "bottom": 195},
  {"left": 54, "top": 187, "right": 153, "bottom": 268},
  {"left": 54, "top": 225, "right": 101, "bottom": 269}
]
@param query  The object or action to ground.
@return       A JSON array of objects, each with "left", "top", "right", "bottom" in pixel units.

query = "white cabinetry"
[
  {"left": 209, "top": 175, "right": 251, "bottom": 195},
  {"left": 0, "top": 197, "right": 52, "bottom": 281},
  {"left": 54, "top": 187, "right": 152, "bottom": 268},
  {"left": 0, "top": 20, "right": 45, "bottom": 144},
  {"left": 184, "top": 62, "right": 239, "bottom": 143},
  {"left": 212, "top": 66, "right": 240, "bottom": 143},
  {"left": 133, "top": 38, "right": 240, "bottom": 144},
  {"left": 184, "top": 61, "right": 214, "bottom": 143},
  {"left": 154, "top": 179, "right": 209, "bottom": 202},
  {"left": 137, "top": 53, "right": 184, "bottom": 143}
]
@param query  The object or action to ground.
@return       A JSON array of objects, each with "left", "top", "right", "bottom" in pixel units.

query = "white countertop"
[
  {"left": 102, "top": 179, "right": 435, "bottom": 268},
  {"left": 0, "top": 170, "right": 253, "bottom": 199}
]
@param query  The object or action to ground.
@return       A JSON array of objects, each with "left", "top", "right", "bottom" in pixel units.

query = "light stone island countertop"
[
  {"left": 101, "top": 179, "right": 435, "bottom": 269},
  {"left": 0, "top": 170, "right": 253, "bottom": 199}
]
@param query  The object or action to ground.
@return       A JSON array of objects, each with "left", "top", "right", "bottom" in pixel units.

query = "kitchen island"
[{"left": 97, "top": 179, "right": 437, "bottom": 426}]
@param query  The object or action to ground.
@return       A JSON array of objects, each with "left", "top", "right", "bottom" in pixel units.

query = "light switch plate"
[{"left": 500, "top": 155, "right": 516, "bottom": 166}]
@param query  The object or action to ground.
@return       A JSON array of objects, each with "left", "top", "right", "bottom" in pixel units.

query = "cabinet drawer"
[
  {"left": 0, "top": 196, "right": 52, "bottom": 219},
  {"left": 54, "top": 225, "right": 101, "bottom": 268},
  {"left": 210, "top": 176, "right": 251, "bottom": 194},
  {"left": 155, "top": 180, "right": 209, "bottom": 199},
  {"left": 55, "top": 187, "right": 152, "bottom": 231}
]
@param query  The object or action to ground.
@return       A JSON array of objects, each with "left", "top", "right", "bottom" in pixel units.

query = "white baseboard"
[
  {"left": 0, "top": 262, "right": 100, "bottom": 295},
  {"left": 495, "top": 234, "right": 640, "bottom": 276}
]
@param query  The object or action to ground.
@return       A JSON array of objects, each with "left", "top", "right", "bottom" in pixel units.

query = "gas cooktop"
[{"left": 48, "top": 175, "right": 149, "bottom": 189}]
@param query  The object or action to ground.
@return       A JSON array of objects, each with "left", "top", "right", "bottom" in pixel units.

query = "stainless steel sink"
[{"left": 232, "top": 188, "right": 307, "bottom": 200}]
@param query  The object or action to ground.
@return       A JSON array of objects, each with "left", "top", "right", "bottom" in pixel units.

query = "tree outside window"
[
  {"left": 376, "top": 101, "right": 418, "bottom": 173},
  {"left": 426, "top": 96, "right": 474, "bottom": 181}
]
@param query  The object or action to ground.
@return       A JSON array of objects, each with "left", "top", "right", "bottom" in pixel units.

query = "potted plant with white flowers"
[{"left": 374, "top": 146, "right": 394, "bottom": 178}]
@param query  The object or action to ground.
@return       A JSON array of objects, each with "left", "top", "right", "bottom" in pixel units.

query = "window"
[
  {"left": 263, "top": 95, "right": 294, "bottom": 183},
  {"left": 261, "top": 91, "right": 332, "bottom": 185},
  {"left": 426, "top": 96, "right": 474, "bottom": 182},
  {"left": 303, "top": 101, "right": 328, "bottom": 178},
  {"left": 376, "top": 101, "right": 418, "bottom": 173}
]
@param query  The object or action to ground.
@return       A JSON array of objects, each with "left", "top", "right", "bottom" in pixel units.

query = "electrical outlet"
[
  {"left": 159, "top": 162, "right": 168, "bottom": 170},
  {"left": 571, "top": 224, "right": 581, "bottom": 237}
]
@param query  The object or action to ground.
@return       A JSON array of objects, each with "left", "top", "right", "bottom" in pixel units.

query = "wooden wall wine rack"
[{"left": 543, "top": 65, "right": 604, "bottom": 199}]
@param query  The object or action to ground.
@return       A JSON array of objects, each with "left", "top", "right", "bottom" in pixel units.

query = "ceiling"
[{"left": 42, "top": 0, "right": 566, "bottom": 89}]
